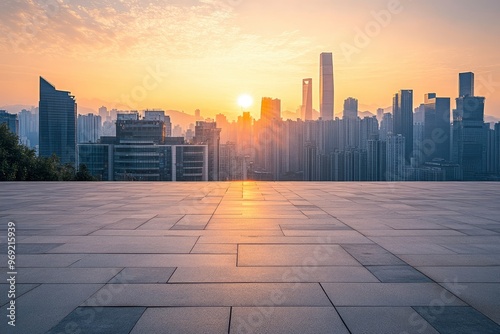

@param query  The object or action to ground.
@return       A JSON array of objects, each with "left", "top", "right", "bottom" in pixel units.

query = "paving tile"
[
  {"left": 400, "top": 254, "right": 500, "bottom": 266},
  {"left": 341, "top": 244, "right": 406, "bottom": 265},
  {"left": 230, "top": 307, "right": 349, "bottom": 334},
  {"left": 414, "top": 306, "right": 500, "bottom": 334},
  {"left": 169, "top": 266, "right": 378, "bottom": 283},
  {"left": 0, "top": 283, "right": 39, "bottom": 307},
  {"left": 280, "top": 224, "right": 351, "bottom": 231},
  {"left": 46, "top": 307, "right": 145, "bottom": 334},
  {"left": 440, "top": 282, "right": 500, "bottom": 325},
  {"left": 0, "top": 254, "right": 84, "bottom": 267},
  {"left": 130, "top": 307, "right": 229, "bottom": 334},
  {"left": 190, "top": 243, "right": 237, "bottom": 254},
  {"left": 1, "top": 182, "right": 500, "bottom": 332},
  {"left": 103, "top": 217, "right": 155, "bottom": 229},
  {"left": 71, "top": 254, "right": 236, "bottom": 267},
  {"left": 11, "top": 268, "right": 121, "bottom": 284},
  {"left": 0, "top": 243, "right": 64, "bottom": 254},
  {"left": 109, "top": 267, "right": 176, "bottom": 283},
  {"left": 418, "top": 266, "right": 500, "bottom": 283},
  {"left": 337, "top": 307, "right": 439, "bottom": 334},
  {"left": 0, "top": 284, "right": 103, "bottom": 334},
  {"left": 238, "top": 244, "right": 360, "bottom": 266},
  {"left": 48, "top": 236, "right": 198, "bottom": 253},
  {"left": 84, "top": 283, "right": 332, "bottom": 307},
  {"left": 366, "top": 265, "right": 432, "bottom": 283},
  {"left": 321, "top": 283, "right": 466, "bottom": 306}
]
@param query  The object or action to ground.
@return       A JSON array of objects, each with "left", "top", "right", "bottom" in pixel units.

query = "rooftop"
[{"left": 1, "top": 182, "right": 500, "bottom": 334}]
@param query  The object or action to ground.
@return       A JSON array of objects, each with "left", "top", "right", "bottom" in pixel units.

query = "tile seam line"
[{"left": 319, "top": 282, "right": 353, "bottom": 334}]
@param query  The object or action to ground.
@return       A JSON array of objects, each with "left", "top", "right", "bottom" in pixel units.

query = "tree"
[
  {"left": 75, "top": 164, "right": 96, "bottom": 181},
  {"left": 0, "top": 123, "right": 36, "bottom": 180},
  {"left": 0, "top": 123, "right": 96, "bottom": 181}
]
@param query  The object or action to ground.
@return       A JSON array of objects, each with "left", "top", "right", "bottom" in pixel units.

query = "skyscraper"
[
  {"left": 386, "top": 134, "right": 406, "bottom": 181},
  {"left": 77, "top": 113, "right": 102, "bottom": 143},
  {"left": 0, "top": 110, "right": 18, "bottom": 134},
  {"left": 39, "top": 77, "right": 77, "bottom": 165},
  {"left": 343, "top": 97, "right": 358, "bottom": 120},
  {"left": 320, "top": 52, "right": 334, "bottom": 120},
  {"left": 302, "top": 78, "right": 313, "bottom": 121},
  {"left": 193, "top": 121, "right": 221, "bottom": 181},
  {"left": 452, "top": 79, "right": 487, "bottom": 180},
  {"left": 423, "top": 94, "right": 451, "bottom": 162},
  {"left": 393, "top": 90, "right": 413, "bottom": 162},
  {"left": 18, "top": 109, "right": 39, "bottom": 148},
  {"left": 459, "top": 72, "right": 474, "bottom": 97},
  {"left": 260, "top": 97, "right": 281, "bottom": 124}
]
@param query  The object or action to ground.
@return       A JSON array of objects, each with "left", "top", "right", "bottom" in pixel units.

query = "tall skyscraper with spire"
[
  {"left": 302, "top": 78, "right": 313, "bottom": 121},
  {"left": 39, "top": 77, "right": 77, "bottom": 165},
  {"left": 320, "top": 52, "right": 334, "bottom": 120}
]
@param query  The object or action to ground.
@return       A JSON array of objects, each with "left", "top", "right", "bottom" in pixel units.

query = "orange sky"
[{"left": 1, "top": 0, "right": 500, "bottom": 121}]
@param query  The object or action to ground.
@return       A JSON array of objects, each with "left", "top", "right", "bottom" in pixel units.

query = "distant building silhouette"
[
  {"left": 302, "top": 79, "right": 313, "bottom": 121},
  {"left": 459, "top": 72, "right": 474, "bottom": 97},
  {"left": 320, "top": 52, "right": 334, "bottom": 120},
  {"left": 386, "top": 134, "right": 406, "bottom": 181},
  {"left": 18, "top": 109, "right": 39, "bottom": 148},
  {"left": 78, "top": 113, "right": 102, "bottom": 143},
  {"left": 193, "top": 121, "right": 221, "bottom": 181},
  {"left": 452, "top": 93, "right": 487, "bottom": 179},
  {"left": 39, "top": 77, "right": 77, "bottom": 165},
  {"left": 0, "top": 110, "right": 18, "bottom": 135},
  {"left": 393, "top": 90, "right": 413, "bottom": 162},
  {"left": 423, "top": 93, "right": 451, "bottom": 162},
  {"left": 343, "top": 97, "right": 358, "bottom": 120}
]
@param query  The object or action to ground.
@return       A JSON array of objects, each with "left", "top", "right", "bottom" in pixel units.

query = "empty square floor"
[{"left": 1, "top": 182, "right": 500, "bottom": 334}]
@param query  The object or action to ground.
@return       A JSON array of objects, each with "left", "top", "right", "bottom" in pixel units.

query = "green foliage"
[
  {"left": 0, "top": 123, "right": 96, "bottom": 181},
  {"left": 75, "top": 163, "right": 96, "bottom": 181}
]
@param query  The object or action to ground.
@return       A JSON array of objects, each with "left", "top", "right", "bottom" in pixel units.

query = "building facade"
[
  {"left": 39, "top": 77, "right": 77, "bottom": 164},
  {"left": 320, "top": 52, "right": 334, "bottom": 120}
]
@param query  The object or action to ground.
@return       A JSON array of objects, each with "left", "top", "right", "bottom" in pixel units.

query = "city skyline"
[{"left": 1, "top": 1, "right": 500, "bottom": 119}]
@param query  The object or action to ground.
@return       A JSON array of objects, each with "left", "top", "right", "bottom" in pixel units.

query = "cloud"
[{"left": 0, "top": 0, "right": 316, "bottom": 68}]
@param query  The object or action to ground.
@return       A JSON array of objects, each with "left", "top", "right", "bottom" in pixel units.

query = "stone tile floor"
[{"left": 0, "top": 182, "right": 499, "bottom": 334}]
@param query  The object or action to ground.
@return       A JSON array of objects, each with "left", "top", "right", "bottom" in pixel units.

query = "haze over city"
[{"left": 1, "top": 0, "right": 500, "bottom": 119}]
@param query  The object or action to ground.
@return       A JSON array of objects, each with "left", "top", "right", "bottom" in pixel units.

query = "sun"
[{"left": 237, "top": 94, "right": 253, "bottom": 110}]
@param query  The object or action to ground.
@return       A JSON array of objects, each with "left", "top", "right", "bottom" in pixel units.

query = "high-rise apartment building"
[
  {"left": 386, "top": 134, "right": 406, "bottom": 181},
  {"left": 18, "top": 109, "right": 39, "bottom": 148},
  {"left": 320, "top": 52, "right": 334, "bottom": 120},
  {"left": 77, "top": 113, "right": 102, "bottom": 143},
  {"left": 39, "top": 77, "right": 77, "bottom": 165},
  {"left": 343, "top": 97, "right": 358, "bottom": 120}
]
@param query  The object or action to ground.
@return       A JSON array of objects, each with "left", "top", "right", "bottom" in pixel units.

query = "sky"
[{"left": 1, "top": 0, "right": 500, "bottom": 121}]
